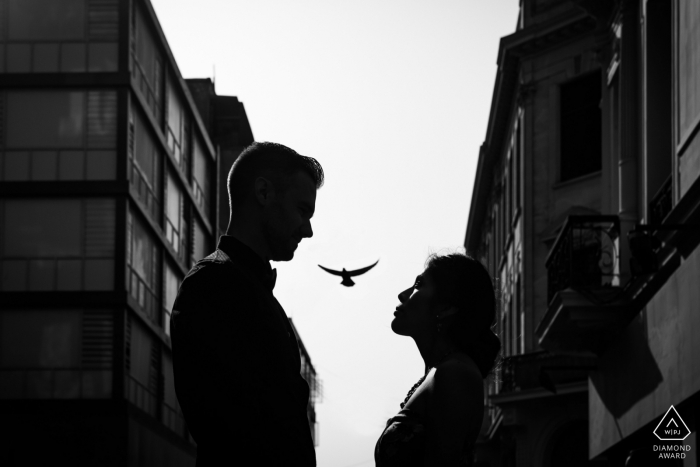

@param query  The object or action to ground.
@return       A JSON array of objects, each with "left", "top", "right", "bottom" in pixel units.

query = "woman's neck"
[{"left": 412, "top": 333, "right": 456, "bottom": 372}]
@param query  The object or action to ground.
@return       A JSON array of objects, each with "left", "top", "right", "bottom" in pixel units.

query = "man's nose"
[{"left": 301, "top": 220, "right": 313, "bottom": 238}]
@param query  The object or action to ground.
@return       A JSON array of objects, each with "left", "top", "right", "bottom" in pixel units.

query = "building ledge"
[
  {"left": 536, "top": 288, "right": 632, "bottom": 353},
  {"left": 491, "top": 380, "right": 588, "bottom": 405}
]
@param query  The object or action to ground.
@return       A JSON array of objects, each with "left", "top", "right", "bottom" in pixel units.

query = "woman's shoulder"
[{"left": 431, "top": 354, "right": 483, "bottom": 396}]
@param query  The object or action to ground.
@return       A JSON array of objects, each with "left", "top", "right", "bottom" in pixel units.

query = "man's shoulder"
[{"left": 180, "top": 250, "right": 252, "bottom": 290}]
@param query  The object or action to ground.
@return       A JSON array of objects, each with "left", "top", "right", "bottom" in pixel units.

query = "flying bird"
[{"left": 318, "top": 260, "right": 379, "bottom": 287}]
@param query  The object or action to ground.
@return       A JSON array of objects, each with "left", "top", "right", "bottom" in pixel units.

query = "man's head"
[{"left": 227, "top": 142, "right": 324, "bottom": 262}]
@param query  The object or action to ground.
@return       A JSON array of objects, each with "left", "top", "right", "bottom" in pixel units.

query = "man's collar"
[{"left": 217, "top": 236, "right": 276, "bottom": 290}]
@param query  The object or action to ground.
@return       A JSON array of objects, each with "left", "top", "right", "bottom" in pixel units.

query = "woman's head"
[{"left": 392, "top": 252, "right": 501, "bottom": 377}]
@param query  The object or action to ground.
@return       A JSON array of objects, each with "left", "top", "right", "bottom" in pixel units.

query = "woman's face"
[{"left": 391, "top": 270, "right": 439, "bottom": 337}]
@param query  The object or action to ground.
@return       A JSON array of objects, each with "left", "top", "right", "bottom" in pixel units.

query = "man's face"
[{"left": 262, "top": 171, "right": 317, "bottom": 261}]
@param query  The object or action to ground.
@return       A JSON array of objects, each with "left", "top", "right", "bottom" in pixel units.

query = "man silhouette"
[{"left": 171, "top": 142, "right": 323, "bottom": 466}]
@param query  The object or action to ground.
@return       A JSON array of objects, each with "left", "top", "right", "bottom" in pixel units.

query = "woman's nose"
[{"left": 398, "top": 287, "right": 412, "bottom": 303}]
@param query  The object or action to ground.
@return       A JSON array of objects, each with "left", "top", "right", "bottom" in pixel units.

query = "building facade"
[
  {"left": 0, "top": 0, "right": 266, "bottom": 465},
  {"left": 465, "top": 0, "right": 700, "bottom": 465}
]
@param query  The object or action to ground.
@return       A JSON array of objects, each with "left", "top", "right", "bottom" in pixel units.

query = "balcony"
[
  {"left": 500, "top": 351, "right": 592, "bottom": 394},
  {"left": 489, "top": 352, "right": 593, "bottom": 425},
  {"left": 538, "top": 216, "right": 633, "bottom": 353},
  {"left": 546, "top": 215, "right": 621, "bottom": 304}
]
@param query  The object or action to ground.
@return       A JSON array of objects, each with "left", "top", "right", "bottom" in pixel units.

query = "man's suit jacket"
[{"left": 170, "top": 236, "right": 316, "bottom": 466}]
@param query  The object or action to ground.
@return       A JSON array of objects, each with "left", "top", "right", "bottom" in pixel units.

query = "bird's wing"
[
  {"left": 347, "top": 259, "right": 379, "bottom": 277},
  {"left": 318, "top": 264, "right": 344, "bottom": 276}
]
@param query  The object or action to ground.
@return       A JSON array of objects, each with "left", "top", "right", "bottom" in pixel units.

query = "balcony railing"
[
  {"left": 546, "top": 215, "right": 620, "bottom": 304},
  {"left": 649, "top": 175, "right": 673, "bottom": 226},
  {"left": 499, "top": 351, "right": 594, "bottom": 394}
]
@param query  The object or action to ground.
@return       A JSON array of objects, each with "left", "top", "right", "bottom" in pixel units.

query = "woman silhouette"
[{"left": 375, "top": 252, "right": 501, "bottom": 466}]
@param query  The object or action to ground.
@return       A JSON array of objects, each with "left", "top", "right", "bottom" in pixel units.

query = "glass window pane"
[
  {"left": 129, "top": 320, "right": 152, "bottom": 386},
  {"left": 54, "top": 370, "right": 81, "bottom": 398},
  {"left": 7, "top": 44, "right": 31, "bottom": 73},
  {"left": 1, "top": 260, "right": 28, "bottom": 291},
  {"left": 164, "top": 264, "right": 180, "bottom": 314},
  {"left": 31, "top": 151, "right": 58, "bottom": 181},
  {"left": 163, "top": 310, "right": 172, "bottom": 337},
  {"left": 9, "top": 0, "right": 85, "bottom": 41},
  {"left": 33, "top": 43, "right": 59, "bottom": 73},
  {"left": 167, "top": 80, "right": 183, "bottom": 143},
  {"left": 0, "top": 371, "right": 24, "bottom": 399},
  {"left": 81, "top": 370, "right": 112, "bottom": 398},
  {"left": 61, "top": 43, "right": 86, "bottom": 73},
  {"left": 3, "top": 152, "right": 30, "bottom": 181},
  {"left": 56, "top": 260, "right": 82, "bottom": 290},
  {"left": 28, "top": 259, "right": 55, "bottom": 290},
  {"left": 84, "top": 259, "right": 113, "bottom": 291},
  {"left": 58, "top": 151, "right": 84, "bottom": 180},
  {"left": 193, "top": 218, "right": 207, "bottom": 262},
  {"left": 25, "top": 371, "right": 52, "bottom": 398},
  {"left": 0, "top": 310, "right": 82, "bottom": 368},
  {"left": 166, "top": 173, "right": 181, "bottom": 228},
  {"left": 3, "top": 199, "right": 82, "bottom": 257},
  {"left": 85, "top": 150, "right": 116, "bottom": 180},
  {"left": 133, "top": 109, "right": 157, "bottom": 188},
  {"left": 7, "top": 92, "right": 85, "bottom": 148},
  {"left": 193, "top": 137, "right": 209, "bottom": 194},
  {"left": 88, "top": 43, "right": 118, "bottom": 72},
  {"left": 162, "top": 353, "right": 177, "bottom": 407},
  {"left": 131, "top": 216, "right": 153, "bottom": 284}
]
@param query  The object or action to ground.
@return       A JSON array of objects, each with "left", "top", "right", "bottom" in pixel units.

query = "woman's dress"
[{"left": 374, "top": 408, "right": 473, "bottom": 466}]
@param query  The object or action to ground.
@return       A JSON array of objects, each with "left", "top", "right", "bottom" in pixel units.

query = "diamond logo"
[{"left": 653, "top": 405, "right": 691, "bottom": 441}]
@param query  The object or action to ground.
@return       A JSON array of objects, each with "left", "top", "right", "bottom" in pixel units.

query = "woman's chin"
[{"left": 390, "top": 319, "right": 408, "bottom": 336}]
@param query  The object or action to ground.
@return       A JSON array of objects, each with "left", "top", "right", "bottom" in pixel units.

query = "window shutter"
[
  {"left": 87, "top": 91, "right": 117, "bottom": 148},
  {"left": 88, "top": 0, "right": 119, "bottom": 41},
  {"left": 85, "top": 199, "right": 115, "bottom": 257},
  {"left": 82, "top": 309, "right": 114, "bottom": 369}
]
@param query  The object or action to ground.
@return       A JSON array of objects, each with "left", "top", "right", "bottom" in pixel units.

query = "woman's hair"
[{"left": 425, "top": 252, "right": 501, "bottom": 378}]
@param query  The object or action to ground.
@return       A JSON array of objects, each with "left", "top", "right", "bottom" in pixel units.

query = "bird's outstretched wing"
[
  {"left": 318, "top": 264, "right": 344, "bottom": 276},
  {"left": 347, "top": 260, "right": 379, "bottom": 277}
]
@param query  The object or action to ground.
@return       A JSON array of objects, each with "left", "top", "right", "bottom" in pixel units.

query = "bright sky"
[{"left": 150, "top": 1, "right": 519, "bottom": 465}]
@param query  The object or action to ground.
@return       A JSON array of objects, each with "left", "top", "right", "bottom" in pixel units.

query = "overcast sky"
[{"left": 150, "top": 1, "right": 519, "bottom": 465}]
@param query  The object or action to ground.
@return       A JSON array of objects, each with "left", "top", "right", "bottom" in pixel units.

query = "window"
[
  {"left": 126, "top": 208, "right": 160, "bottom": 324},
  {"left": 132, "top": 5, "right": 163, "bottom": 120},
  {"left": 0, "top": 309, "right": 112, "bottom": 399},
  {"left": 166, "top": 78, "right": 190, "bottom": 172},
  {"left": 165, "top": 171, "right": 186, "bottom": 258},
  {"left": 0, "top": 0, "right": 119, "bottom": 74},
  {"left": 1, "top": 90, "right": 117, "bottom": 181},
  {"left": 192, "top": 217, "right": 208, "bottom": 264},
  {"left": 163, "top": 263, "right": 181, "bottom": 337},
  {"left": 560, "top": 71, "right": 602, "bottom": 182},
  {"left": 0, "top": 199, "right": 115, "bottom": 291},
  {"left": 129, "top": 106, "right": 161, "bottom": 220},
  {"left": 514, "top": 120, "right": 521, "bottom": 212},
  {"left": 126, "top": 316, "right": 158, "bottom": 416},
  {"left": 161, "top": 351, "right": 186, "bottom": 435},
  {"left": 192, "top": 135, "right": 211, "bottom": 215}
]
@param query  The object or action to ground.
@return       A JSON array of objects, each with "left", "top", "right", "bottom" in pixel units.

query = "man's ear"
[{"left": 254, "top": 176, "right": 275, "bottom": 206}]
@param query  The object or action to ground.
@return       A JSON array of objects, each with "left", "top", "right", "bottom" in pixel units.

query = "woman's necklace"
[{"left": 399, "top": 348, "right": 454, "bottom": 409}]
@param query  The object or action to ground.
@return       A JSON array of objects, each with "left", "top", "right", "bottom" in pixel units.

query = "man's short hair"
[{"left": 227, "top": 141, "right": 324, "bottom": 210}]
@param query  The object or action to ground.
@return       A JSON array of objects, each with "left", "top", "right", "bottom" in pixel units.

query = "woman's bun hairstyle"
[{"left": 425, "top": 252, "right": 501, "bottom": 378}]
